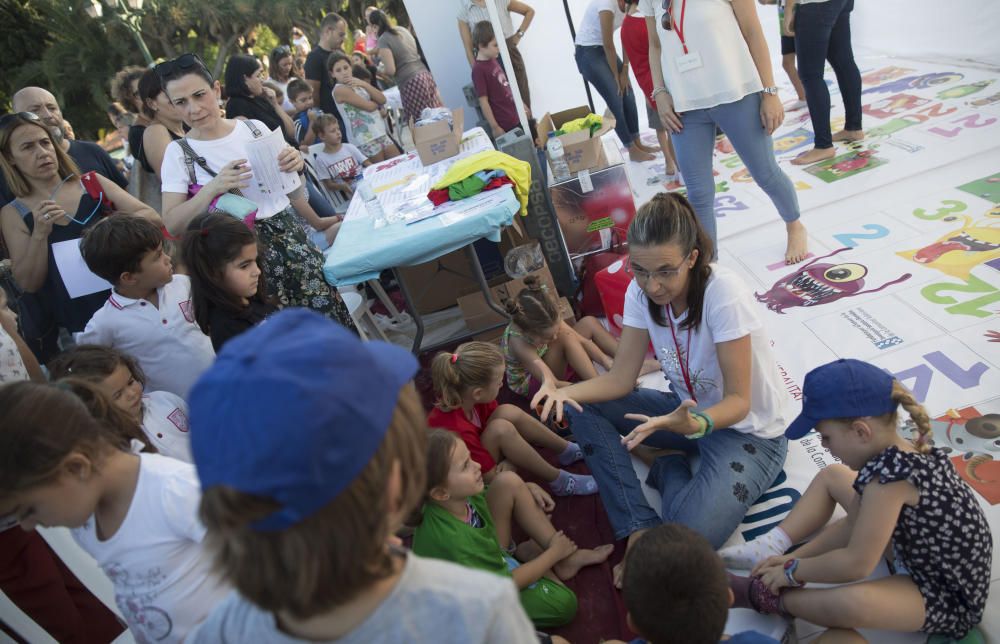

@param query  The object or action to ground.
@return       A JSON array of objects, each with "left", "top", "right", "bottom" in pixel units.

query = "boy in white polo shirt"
[{"left": 78, "top": 215, "right": 214, "bottom": 399}]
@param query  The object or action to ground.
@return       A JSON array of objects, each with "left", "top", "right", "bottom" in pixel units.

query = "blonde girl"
[
  {"left": 429, "top": 341, "right": 597, "bottom": 497},
  {"left": 730, "top": 359, "right": 991, "bottom": 641}
]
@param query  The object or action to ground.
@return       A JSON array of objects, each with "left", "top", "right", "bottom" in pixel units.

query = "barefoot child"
[
  {"left": 328, "top": 51, "right": 400, "bottom": 163},
  {"left": 731, "top": 359, "right": 991, "bottom": 641},
  {"left": 430, "top": 341, "right": 597, "bottom": 497},
  {"left": 502, "top": 276, "right": 658, "bottom": 398},
  {"left": 412, "top": 430, "right": 614, "bottom": 628}
]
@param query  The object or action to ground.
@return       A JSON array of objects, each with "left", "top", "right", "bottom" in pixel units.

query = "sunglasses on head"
[
  {"left": 155, "top": 53, "right": 209, "bottom": 81},
  {"left": 273, "top": 45, "right": 292, "bottom": 56},
  {"left": 0, "top": 111, "right": 42, "bottom": 131},
  {"left": 661, "top": 0, "right": 674, "bottom": 30}
]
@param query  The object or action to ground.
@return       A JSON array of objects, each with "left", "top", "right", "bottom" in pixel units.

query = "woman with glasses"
[
  {"left": 641, "top": 0, "right": 809, "bottom": 265},
  {"left": 0, "top": 113, "right": 159, "bottom": 343},
  {"left": 156, "top": 55, "right": 354, "bottom": 330},
  {"left": 532, "top": 192, "right": 788, "bottom": 588},
  {"left": 268, "top": 45, "right": 299, "bottom": 114}
]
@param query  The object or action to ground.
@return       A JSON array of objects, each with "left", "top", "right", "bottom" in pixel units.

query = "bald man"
[{"left": 5, "top": 87, "right": 127, "bottom": 205}]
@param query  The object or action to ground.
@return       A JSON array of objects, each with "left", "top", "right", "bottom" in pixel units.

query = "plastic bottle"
[{"left": 546, "top": 132, "right": 571, "bottom": 182}]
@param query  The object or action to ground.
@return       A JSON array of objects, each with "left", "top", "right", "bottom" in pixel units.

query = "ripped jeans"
[{"left": 567, "top": 388, "right": 787, "bottom": 547}]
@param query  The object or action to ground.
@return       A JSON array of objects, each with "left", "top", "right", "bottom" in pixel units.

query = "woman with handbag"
[
  {"left": 0, "top": 112, "right": 160, "bottom": 348},
  {"left": 157, "top": 54, "right": 354, "bottom": 330}
]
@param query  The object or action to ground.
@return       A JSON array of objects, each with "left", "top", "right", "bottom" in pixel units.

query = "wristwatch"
[
  {"left": 761, "top": 86, "right": 780, "bottom": 96},
  {"left": 516, "top": 29, "right": 525, "bottom": 38},
  {"left": 783, "top": 558, "right": 804, "bottom": 587}
]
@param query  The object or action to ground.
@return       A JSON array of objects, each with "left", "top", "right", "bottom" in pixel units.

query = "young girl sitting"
[
  {"left": 49, "top": 345, "right": 192, "bottom": 462},
  {"left": 182, "top": 213, "right": 279, "bottom": 351},
  {"left": 412, "top": 430, "right": 614, "bottom": 628},
  {"left": 328, "top": 51, "right": 401, "bottom": 163},
  {"left": 430, "top": 341, "right": 597, "bottom": 497},
  {"left": 730, "top": 359, "right": 992, "bottom": 641},
  {"left": 502, "top": 276, "right": 657, "bottom": 398},
  {"left": 0, "top": 382, "right": 229, "bottom": 643}
]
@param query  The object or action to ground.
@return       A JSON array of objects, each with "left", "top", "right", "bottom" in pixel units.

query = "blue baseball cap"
[
  {"left": 189, "top": 308, "right": 418, "bottom": 531},
  {"left": 785, "top": 358, "right": 896, "bottom": 440}
]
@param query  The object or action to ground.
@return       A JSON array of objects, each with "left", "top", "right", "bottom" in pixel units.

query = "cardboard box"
[
  {"left": 549, "top": 156, "right": 636, "bottom": 257},
  {"left": 537, "top": 106, "right": 616, "bottom": 174},
  {"left": 412, "top": 107, "right": 465, "bottom": 166},
  {"left": 396, "top": 247, "right": 497, "bottom": 314}
]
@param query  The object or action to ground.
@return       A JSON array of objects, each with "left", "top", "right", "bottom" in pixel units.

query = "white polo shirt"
[
  {"left": 78, "top": 275, "right": 215, "bottom": 399},
  {"left": 142, "top": 391, "right": 193, "bottom": 463}
]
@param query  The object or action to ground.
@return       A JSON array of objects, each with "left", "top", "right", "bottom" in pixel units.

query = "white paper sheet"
[
  {"left": 50, "top": 238, "right": 111, "bottom": 299},
  {"left": 242, "top": 128, "right": 302, "bottom": 218}
]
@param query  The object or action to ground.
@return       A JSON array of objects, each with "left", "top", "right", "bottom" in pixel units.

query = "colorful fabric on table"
[
  {"left": 430, "top": 151, "right": 531, "bottom": 215},
  {"left": 555, "top": 113, "right": 603, "bottom": 137},
  {"left": 428, "top": 188, "right": 450, "bottom": 206},
  {"left": 448, "top": 175, "right": 488, "bottom": 201}
]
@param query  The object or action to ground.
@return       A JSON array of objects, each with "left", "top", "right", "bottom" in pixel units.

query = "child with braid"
[
  {"left": 728, "top": 359, "right": 991, "bottom": 641},
  {"left": 430, "top": 341, "right": 597, "bottom": 497}
]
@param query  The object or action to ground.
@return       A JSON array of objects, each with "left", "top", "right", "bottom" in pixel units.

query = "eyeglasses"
[
  {"left": 155, "top": 53, "right": 209, "bottom": 81},
  {"left": 0, "top": 111, "right": 41, "bottom": 130},
  {"left": 661, "top": 0, "right": 673, "bottom": 30},
  {"left": 631, "top": 257, "right": 688, "bottom": 284}
]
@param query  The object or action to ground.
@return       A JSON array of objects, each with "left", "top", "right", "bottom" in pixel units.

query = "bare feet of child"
[
  {"left": 640, "top": 359, "right": 661, "bottom": 376},
  {"left": 628, "top": 146, "right": 656, "bottom": 163},
  {"left": 634, "top": 139, "right": 661, "bottom": 154},
  {"left": 630, "top": 445, "right": 684, "bottom": 467},
  {"left": 785, "top": 220, "right": 809, "bottom": 264},
  {"left": 553, "top": 543, "right": 614, "bottom": 581},
  {"left": 715, "top": 136, "right": 734, "bottom": 155},
  {"left": 791, "top": 146, "right": 835, "bottom": 166},
  {"left": 832, "top": 129, "right": 864, "bottom": 143}
]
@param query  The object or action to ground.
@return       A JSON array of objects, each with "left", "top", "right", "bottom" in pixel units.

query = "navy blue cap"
[
  {"left": 785, "top": 359, "right": 896, "bottom": 440},
  {"left": 189, "top": 308, "right": 418, "bottom": 531}
]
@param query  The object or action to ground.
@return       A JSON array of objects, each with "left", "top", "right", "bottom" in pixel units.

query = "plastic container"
[{"left": 546, "top": 132, "right": 571, "bottom": 182}]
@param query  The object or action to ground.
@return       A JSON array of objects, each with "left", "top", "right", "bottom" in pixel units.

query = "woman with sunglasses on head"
[
  {"left": 642, "top": 0, "right": 809, "bottom": 265},
  {"left": 267, "top": 45, "right": 299, "bottom": 114},
  {"left": 156, "top": 55, "right": 354, "bottom": 329},
  {"left": 532, "top": 192, "right": 788, "bottom": 589},
  {"left": 0, "top": 113, "right": 160, "bottom": 341}
]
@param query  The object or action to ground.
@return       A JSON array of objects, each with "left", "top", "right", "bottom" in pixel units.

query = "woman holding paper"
[
  {"left": 0, "top": 112, "right": 159, "bottom": 337},
  {"left": 642, "top": 0, "right": 809, "bottom": 265},
  {"left": 157, "top": 54, "right": 355, "bottom": 330}
]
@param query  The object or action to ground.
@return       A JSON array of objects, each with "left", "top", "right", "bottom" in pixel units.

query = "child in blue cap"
[
  {"left": 185, "top": 309, "right": 537, "bottom": 643},
  {"left": 728, "top": 359, "right": 991, "bottom": 641}
]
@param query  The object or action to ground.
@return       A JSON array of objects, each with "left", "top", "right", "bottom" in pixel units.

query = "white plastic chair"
[{"left": 340, "top": 289, "right": 389, "bottom": 341}]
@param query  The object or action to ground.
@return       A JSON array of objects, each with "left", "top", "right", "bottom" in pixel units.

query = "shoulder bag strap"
[{"left": 177, "top": 137, "right": 215, "bottom": 185}]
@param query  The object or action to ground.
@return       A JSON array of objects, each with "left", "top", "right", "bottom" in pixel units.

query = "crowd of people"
[{"left": 0, "top": 1, "right": 992, "bottom": 644}]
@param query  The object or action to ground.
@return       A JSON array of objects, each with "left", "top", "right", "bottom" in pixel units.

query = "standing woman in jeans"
[
  {"left": 574, "top": 0, "right": 658, "bottom": 163},
  {"left": 787, "top": 0, "right": 863, "bottom": 165},
  {"left": 531, "top": 193, "right": 788, "bottom": 588},
  {"left": 643, "top": 0, "right": 809, "bottom": 264}
]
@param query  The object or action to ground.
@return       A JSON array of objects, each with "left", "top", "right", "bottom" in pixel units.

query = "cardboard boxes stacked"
[{"left": 412, "top": 107, "right": 465, "bottom": 166}]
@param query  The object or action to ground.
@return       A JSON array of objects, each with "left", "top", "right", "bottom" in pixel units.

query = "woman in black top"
[{"left": 224, "top": 54, "right": 298, "bottom": 147}]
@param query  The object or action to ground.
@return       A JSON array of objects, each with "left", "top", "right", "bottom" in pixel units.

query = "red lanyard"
[
  {"left": 666, "top": 308, "right": 697, "bottom": 403},
  {"left": 668, "top": 0, "right": 690, "bottom": 55}
]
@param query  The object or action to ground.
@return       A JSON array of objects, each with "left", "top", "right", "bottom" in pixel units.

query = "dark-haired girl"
[
  {"left": 532, "top": 192, "right": 788, "bottom": 587},
  {"left": 157, "top": 54, "right": 353, "bottom": 330},
  {"left": 181, "top": 213, "right": 278, "bottom": 351}
]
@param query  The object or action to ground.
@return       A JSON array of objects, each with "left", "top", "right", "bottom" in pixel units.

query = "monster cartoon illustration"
[
  {"left": 909, "top": 409, "right": 1000, "bottom": 501},
  {"left": 862, "top": 72, "right": 964, "bottom": 95},
  {"left": 805, "top": 148, "right": 888, "bottom": 183},
  {"left": 936, "top": 79, "right": 994, "bottom": 100},
  {"left": 970, "top": 91, "right": 1000, "bottom": 108},
  {"left": 862, "top": 93, "right": 930, "bottom": 119},
  {"left": 861, "top": 66, "right": 915, "bottom": 86},
  {"left": 755, "top": 247, "right": 912, "bottom": 314},
  {"left": 828, "top": 150, "right": 876, "bottom": 176},
  {"left": 897, "top": 208, "right": 1000, "bottom": 280}
]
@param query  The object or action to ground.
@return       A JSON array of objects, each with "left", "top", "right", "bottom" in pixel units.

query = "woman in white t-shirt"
[
  {"left": 574, "top": 0, "right": 659, "bottom": 162},
  {"left": 641, "top": 0, "right": 808, "bottom": 265},
  {"left": 533, "top": 192, "right": 788, "bottom": 586},
  {"left": 156, "top": 54, "right": 355, "bottom": 331}
]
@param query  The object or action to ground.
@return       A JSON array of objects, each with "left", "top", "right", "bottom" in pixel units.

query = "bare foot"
[
  {"left": 832, "top": 129, "right": 864, "bottom": 143},
  {"left": 634, "top": 140, "right": 661, "bottom": 154},
  {"left": 791, "top": 147, "right": 835, "bottom": 166},
  {"left": 784, "top": 220, "right": 809, "bottom": 264},
  {"left": 630, "top": 444, "right": 684, "bottom": 467},
  {"left": 663, "top": 176, "right": 685, "bottom": 191},
  {"left": 554, "top": 543, "right": 614, "bottom": 581},
  {"left": 628, "top": 146, "right": 656, "bottom": 162},
  {"left": 640, "top": 359, "right": 661, "bottom": 376},
  {"left": 715, "top": 137, "right": 734, "bottom": 154}
]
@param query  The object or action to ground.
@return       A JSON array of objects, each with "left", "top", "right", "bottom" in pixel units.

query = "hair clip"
[
  {"left": 198, "top": 228, "right": 210, "bottom": 237},
  {"left": 450, "top": 353, "right": 459, "bottom": 364}
]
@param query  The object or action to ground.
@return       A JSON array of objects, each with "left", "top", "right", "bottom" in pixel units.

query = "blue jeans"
[
  {"left": 670, "top": 92, "right": 800, "bottom": 252},
  {"left": 567, "top": 388, "right": 788, "bottom": 547},
  {"left": 306, "top": 178, "right": 337, "bottom": 219},
  {"left": 795, "top": 0, "right": 862, "bottom": 149},
  {"left": 574, "top": 45, "right": 639, "bottom": 148}
]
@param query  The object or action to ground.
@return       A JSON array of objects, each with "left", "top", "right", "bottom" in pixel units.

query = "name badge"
[{"left": 675, "top": 51, "right": 703, "bottom": 73}]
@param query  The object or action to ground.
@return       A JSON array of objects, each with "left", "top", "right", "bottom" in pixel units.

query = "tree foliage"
[{"left": 0, "top": 0, "right": 411, "bottom": 141}]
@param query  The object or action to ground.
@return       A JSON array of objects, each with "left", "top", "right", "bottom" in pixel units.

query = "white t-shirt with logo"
[
  {"left": 309, "top": 143, "right": 367, "bottom": 188},
  {"left": 622, "top": 264, "right": 786, "bottom": 439},
  {"left": 575, "top": 0, "right": 625, "bottom": 47},
  {"left": 142, "top": 391, "right": 192, "bottom": 463},
  {"left": 72, "top": 454, "right": 229, "bottom": 643},
  {"left": 638, "top": 0, "right": 763, "bottom": 112}
]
